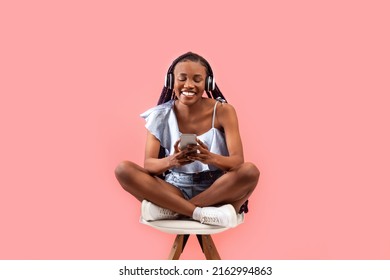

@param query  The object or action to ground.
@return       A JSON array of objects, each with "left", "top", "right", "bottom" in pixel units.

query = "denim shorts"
[{"left": 165, "top": 170, "right": 225, "bottom": 200}]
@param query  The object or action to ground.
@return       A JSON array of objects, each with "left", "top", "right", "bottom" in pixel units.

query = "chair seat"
[
  {"left": 139, "top": 207, "right": 245, "bottom": 260},
  {"left": 140, "top": 213, "right": 244, "bottom": 235}
]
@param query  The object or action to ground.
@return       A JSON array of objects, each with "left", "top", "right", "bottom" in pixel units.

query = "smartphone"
[{"left": 179, "top": 134, "right": 197, "bottom": 150}]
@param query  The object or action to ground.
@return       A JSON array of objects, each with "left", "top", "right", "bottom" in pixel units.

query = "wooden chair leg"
[
  {"left": 168, "top": 234, "right": 189, "bottom": 260},
  {"left": 168, "top": 234, "right": 221, "bottom": 260},
  {"left": 197, "top": 234, "right": 221, "bottom": 260}
]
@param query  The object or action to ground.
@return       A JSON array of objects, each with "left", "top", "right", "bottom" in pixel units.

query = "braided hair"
[{"left": 157, "top": 52, "right": 227, "bottom": 105}]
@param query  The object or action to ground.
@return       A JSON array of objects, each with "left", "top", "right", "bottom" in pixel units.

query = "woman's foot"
[
  {"left": 141, "top": 200, "right": 179, "bottom": 221},
  {"left": 194, "top": 204, "right": 238, "bottom": 227}
]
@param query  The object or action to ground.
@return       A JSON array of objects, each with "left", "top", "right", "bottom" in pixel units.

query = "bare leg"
[
  {"left": 114, "top": 161, "right": 196, "bottom": 217},
  {"left": 189, "top": 162, "right": 260, "bottom": 212}
]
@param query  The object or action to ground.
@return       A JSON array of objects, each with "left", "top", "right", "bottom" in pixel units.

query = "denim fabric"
[{"left": 165, "top": 170, "right": 225, "bottom": 200}]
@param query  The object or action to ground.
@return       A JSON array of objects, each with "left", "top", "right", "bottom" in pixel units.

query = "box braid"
[{"left": 157, "top": 52, "right": 227, "bottom": 105}]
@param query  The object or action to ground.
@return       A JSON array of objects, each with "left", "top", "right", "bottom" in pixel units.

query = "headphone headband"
[{"left": 164, "top": 52, "right": 215, "bottom": 91}]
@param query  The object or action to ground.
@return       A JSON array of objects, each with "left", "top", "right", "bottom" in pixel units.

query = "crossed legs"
[
  {"left": 189, "top": 162, "right": 259, "bottom": 212},
  {"left": 115, "top": 161, "right": 260, "bottom": 215}
]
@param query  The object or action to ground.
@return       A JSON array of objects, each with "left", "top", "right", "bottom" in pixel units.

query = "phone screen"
[{"left": 179, "top": 134, "right": 197, "bottom": 150}]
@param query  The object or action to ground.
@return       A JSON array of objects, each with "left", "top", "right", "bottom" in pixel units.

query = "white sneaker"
[
  {"left": 141, "top": 200, "right": 179, "bottom": 221},
  {"left": 237, "top": 212, "right": 245, "bottom": 225},
  {"left": 199, "top": 204, "right": 238, "bottom": 228}
]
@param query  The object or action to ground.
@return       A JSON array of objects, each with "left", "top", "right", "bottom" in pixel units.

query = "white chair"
[{"left": 140, "top": 211, "right": 244, "bottom": 260}]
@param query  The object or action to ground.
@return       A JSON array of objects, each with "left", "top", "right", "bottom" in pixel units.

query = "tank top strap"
[
  {"left": 211, "top": 100, "right": 219, "bottom": 128},
  {"left": 211, "top": 98, "right": 227, "bottom": 128}
]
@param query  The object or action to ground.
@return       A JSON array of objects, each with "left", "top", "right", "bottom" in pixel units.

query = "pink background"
[{"left": 1, "top": 0, "right": 389, "bottom": 259}]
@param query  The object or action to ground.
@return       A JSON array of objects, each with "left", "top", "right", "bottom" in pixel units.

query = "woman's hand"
[
  {"left": 187, "top": 138, "right": 215, "bottom": 165},
  {"left": 168, "top": 139, "right": 195, "bottom": 167}
]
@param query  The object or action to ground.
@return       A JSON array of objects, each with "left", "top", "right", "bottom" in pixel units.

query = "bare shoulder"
[
  {"left": 215, "top": 101, "right": 239, "bottom": 129},
  {"left": 217, "top": 102, "right": 237, "bottom": 118}
]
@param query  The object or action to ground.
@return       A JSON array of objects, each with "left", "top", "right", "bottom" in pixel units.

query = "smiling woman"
[{"left": 114, "top": 52, "right": 260, "bottom": 228}]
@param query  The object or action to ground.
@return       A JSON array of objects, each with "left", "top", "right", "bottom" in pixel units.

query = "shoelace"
[
  {"left": 200, "top": 211, "right": 224, "bottom": 225},
  {"left": 157, "top": 208, "right": 176, "bottom": 218},
  {"left": 200, "top": 216, "right": 220, "bottom": 224}
]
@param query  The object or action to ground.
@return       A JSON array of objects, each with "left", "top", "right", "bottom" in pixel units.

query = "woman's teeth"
[{"left": 182, "top": 91, "right": 195, "bottom": 96}]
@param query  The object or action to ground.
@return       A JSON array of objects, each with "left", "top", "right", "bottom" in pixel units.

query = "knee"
[
  {"left": 238, "top": 162, "right": 260, "bottom": 184},
  {"left": 114, "top": 160, "right": 138, "bottom": 181}
]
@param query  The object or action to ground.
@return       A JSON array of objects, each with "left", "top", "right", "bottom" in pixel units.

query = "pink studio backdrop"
[{"left": 1, "top": 1, "right": 389, "bottom": 259}]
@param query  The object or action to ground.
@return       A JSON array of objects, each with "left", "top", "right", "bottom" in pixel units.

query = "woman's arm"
[
  {"left": 143, "top": 131, "right": 170, "bottom": 175},
  {"left": 144, "top": 131, "right": 194, "bottom": 175}
]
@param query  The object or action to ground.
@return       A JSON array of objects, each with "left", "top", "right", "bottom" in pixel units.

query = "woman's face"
[{"left": 173, "top": 60, "right": 207, "bottom": 105}]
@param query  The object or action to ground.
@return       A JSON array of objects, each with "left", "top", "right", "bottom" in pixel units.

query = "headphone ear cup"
[
  {"left": 165, "top": 73, "right": 174, "bottom": 89},
  {"left": 206, "top": 76, "right": 215, "bottom": 91}
]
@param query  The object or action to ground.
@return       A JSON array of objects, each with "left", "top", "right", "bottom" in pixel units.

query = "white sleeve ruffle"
[{"left": 140, "top": 100, "right": 179, "bottom": 156}]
